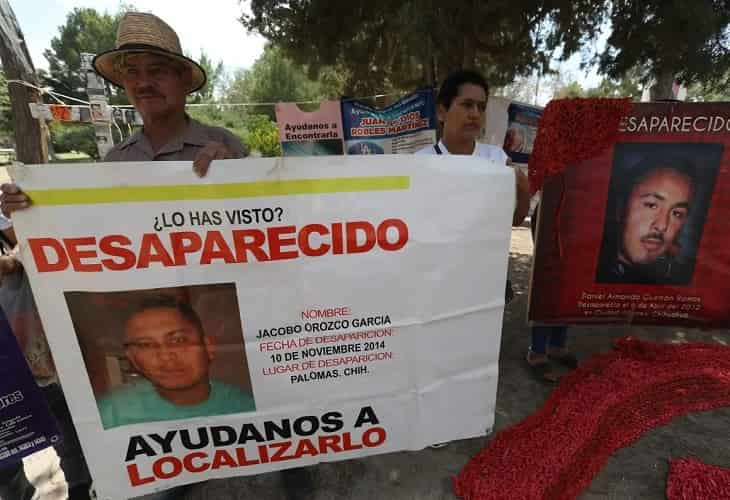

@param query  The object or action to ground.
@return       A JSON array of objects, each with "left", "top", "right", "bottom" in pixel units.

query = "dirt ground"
[{"left": 183, "top": 224, "right": 729, "bottom": 500}]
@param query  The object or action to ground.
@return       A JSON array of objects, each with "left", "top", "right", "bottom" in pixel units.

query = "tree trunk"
[
  {"left": 650, "top": 69, "right": 675, "bottom": 101},
  {"left": 0, "top": 0, "right": 48, "bottom": 164}
]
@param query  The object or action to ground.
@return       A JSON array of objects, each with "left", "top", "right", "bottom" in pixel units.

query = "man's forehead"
[
  {"left": 121, "top": 53, "right": 176, "bottom": 67},
  {"left": 636, "top": 167, "right": 694, "bottom": 191},
  {"left": 124, "top": 307, "right": 191, "bottom": 337}
]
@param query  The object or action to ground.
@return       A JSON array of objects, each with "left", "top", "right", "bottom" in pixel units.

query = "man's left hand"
[{"left": 193, "top": 142, "right": 233, "bottom": 178}]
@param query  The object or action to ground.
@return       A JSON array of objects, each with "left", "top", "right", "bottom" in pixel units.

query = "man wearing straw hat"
[
  {"left": 0, "top": 11, "right": 251, "bottom": 500},
  {"left": 0, "top": 11, "right": 248, "bottom": 215}
]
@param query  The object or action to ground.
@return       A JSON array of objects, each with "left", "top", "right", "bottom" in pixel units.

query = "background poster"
[
  {"left": 529, "top": 102, "right": 730, "bottom": 328},
  {"left": 503, "top": 102, "right": 542, "bottom": 165},
  {"left": 12, "top": 156, "right": 513, "bottom": 499},
  {"left": 341, "top": 90, "right": 436, "bottom": 154},
  {"left": 0, "top": 308, "right": 59, "bottom": 467},
  {"left": 276, "top": 101, "right": 345, "bottom": 156}
]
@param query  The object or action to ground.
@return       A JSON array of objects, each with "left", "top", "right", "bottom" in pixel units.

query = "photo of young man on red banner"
[{"left": 529, "top": 102, "right": 729, "bottom": 328}]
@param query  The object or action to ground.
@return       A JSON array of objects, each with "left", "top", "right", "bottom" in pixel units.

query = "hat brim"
[{"left": 92, "top": 45, "right": 207, "bottom": 95}]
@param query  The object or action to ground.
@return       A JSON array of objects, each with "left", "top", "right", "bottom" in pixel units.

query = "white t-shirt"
[{"left": 415, "top": 140, "right": 508, "bottom": 166}]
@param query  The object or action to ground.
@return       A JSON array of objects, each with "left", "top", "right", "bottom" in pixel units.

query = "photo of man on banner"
[{"left": 596, "top": 143, "right": 722, "bottom": 286}]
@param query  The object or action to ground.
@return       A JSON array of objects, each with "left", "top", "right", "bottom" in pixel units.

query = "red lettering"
[
  {"left": 99, "top": 235, "right": 135, "bottom": 271},
  {"left": 257, "top": 444, "right": 270, "bottom": 464},
  {"left": 269, "top": 441, "right": 293, "bottom": 462},
  {"left": 169, "top": 232, "right": 202, "bottom": 266},
  {"left": 63, "top": 237, "right": 101, "bottom": 272},
  {"left": 362, "top": 427, "right": 387, "bottom": 447},
  {"left": 267, "top": 226, "right": 298, "bottom": 260},
  {"left": 126, "top": 463, "right": 155, "bottom": 486},
  {"left": 152, "top": 456, "right": 182, "bottom": 480},
  {"left": 292, "top": 438, "right": 319, "bottom": 459},
  {"left": 234, "top": 447, "right": 261, "bottom": 466},
  {"left": 298, "top": 224, "right": 330, "bottom": 257},
  {"left": 182, "top": 452, "right": 210, "bottom": 473},
  {"left": 377, "top": 219, "right": 408, "bottom": 251},
  {"left": 28, "top": 238, "right": 68, "bottom": 272},
  {"left": 342, "top": 432, "right": 363, "bottom": 451},
  {"left": 346, "top": 221, "right": 376, "bottom": 254},
  {"left": 318, "top": 434, "right": 343, "bottom": 453},
  {"left": 211, "top": 449, "right": 238, "bottom": 470},
  {"left": 231, "top": 229, "right": 269, "bottom": 262},
  {"left": 200, "top": 231, "right": 236, "bottom": 264},
  {"left": 137, "top": 233, "right": 175, "bottom": 268},
  {"left": 331, "top": 223, "right": 344, "bottom": 254}
]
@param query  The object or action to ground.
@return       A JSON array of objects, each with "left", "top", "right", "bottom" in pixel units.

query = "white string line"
[{"left": 7, "top": 79, "right": 407, "bottom": 108}]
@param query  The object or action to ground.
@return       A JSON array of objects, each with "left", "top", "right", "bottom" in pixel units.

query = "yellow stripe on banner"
[{"left": 26, "top": 176, "right": 410, "bottom": 206}]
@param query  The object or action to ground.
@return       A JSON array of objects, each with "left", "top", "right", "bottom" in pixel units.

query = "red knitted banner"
[
  {"left": 528, "top": 98, "right": 632, "bottom": 195},
  {"left": 666, "top": 458, "right": 730, "bottom": 500},
  {"left": 454, "top": 338, "right": 730, "bottom": 500}
]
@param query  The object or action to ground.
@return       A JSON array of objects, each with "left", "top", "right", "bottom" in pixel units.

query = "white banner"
[{"left": 10, "top": 156, "right": 513, "bottom": 499}]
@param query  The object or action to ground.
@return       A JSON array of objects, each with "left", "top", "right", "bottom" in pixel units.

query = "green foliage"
[
  {"left": 48, "top": 122, "right": 99, "bottom": 159},
  {"left": 555, "top": 81, "right": 586, "bottom": 98},
  {"left": 189, "top": 51, "right": 226, "bottom": 103},
  {"left": 599, "top": 0, "right": 730, "bottom": 95},
  {"left": 187, "top": 107, "right": 281, "bottom": 157},
  {"left": 242, "top": 115, "right": 281, "bottom": 157},
  {"left": 242, "top": 1, "right": 608, "bottom": 94},
  {"left": 225, "top": 45, "right": 340, "bottom": 119},
  {"left": 686, "top": 80, "right": 730, "bottom": 101},
  {"left": 42, "top": 7, "right": 128, "bottom": 101}
]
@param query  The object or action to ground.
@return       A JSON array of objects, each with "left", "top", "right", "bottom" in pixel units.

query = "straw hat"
[{"left": 93, "top": 12, "right": 206, "bottom": 94}]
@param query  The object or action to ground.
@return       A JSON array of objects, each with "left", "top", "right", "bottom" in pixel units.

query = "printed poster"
[
  {"left": 341, "top": 90, "right": 437, "bottom": 154},
  {"left": 503, "top": 102, "right": 542, "bottom": 164},
  {"left": 529, "top": 102, "right": 730, "bottom": 327},
  {"left": 11, "top": 155, "right": 514, "bottom": 499},
  {"left": 275, "top": 101, "right": 344, "bottom": 156},
  {"left": 0, "top": 308, "right": 60, "bottom": 467}
]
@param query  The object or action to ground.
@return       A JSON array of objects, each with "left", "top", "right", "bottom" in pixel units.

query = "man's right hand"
[{"left": 0, "top": 183, "right": 31, "bottom": 217}]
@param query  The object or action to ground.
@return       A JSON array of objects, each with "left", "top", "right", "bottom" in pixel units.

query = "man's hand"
[
  {"left": 0, "top": 254, "right": 21, "bottom": 284},
  {"left": 192, "top": 142, "right": 233, "bottom": 178},
  {"left": 0, "top": 183, "right": 31, "bottom": 218}
]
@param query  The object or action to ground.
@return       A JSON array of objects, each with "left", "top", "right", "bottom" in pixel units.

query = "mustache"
[
  {"left": 641, "top": 232, "right": 665, "bottom": 243},
  {"left": 134, "top": 90, "right": 163, "bottom": 98}
]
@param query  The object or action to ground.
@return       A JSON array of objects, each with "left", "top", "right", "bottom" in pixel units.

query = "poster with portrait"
[
  {"left": 529, "top": 102, "right": 730, "bottom": 327},
  {"left": 341, "top": 89, "right": 437, "bottom": 155},
  {"left": 11, "top": 155, "right": 514, "bottom": 499},
  {"left": 276, "top": 101, "right": 345, "bottom": 156},
  {"left": 502, "top": 102, "right": 542, "bottom": 165}
]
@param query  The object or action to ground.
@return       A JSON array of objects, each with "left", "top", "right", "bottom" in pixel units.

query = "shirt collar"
[
  {"left": 438, "top": 139, "right": 478, "bottom": 156},
  {"left": 119, "top": 116, "right": 207, "bottom": 157}
]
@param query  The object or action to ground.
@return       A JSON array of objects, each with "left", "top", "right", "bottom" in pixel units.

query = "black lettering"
[
  {"left": 179, "top": 428, "right": 209, "bottom": 450},
  {"left": 354, "top": 406, "right": 379, "bottom": 427},
  {"left": 211, "top": 426, "right": 238, "bottom": 446},
  {"left": 125, "top": 436, "right": 157, "bottom": 461}
]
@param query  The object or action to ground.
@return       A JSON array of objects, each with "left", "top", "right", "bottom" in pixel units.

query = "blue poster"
[
  {"left": 341, "top": 89, "right": 437, "bottom": 155},
  {"left": 502, "top": 102, "right": 543, "bottom": 164},
  {"left": 0, "top": 308, "right": 59, "bottom": 466}
]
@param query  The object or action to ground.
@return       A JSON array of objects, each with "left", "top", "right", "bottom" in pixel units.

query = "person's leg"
[
  {"left": 527, "top": 326, "right": 559, "bottom": 382},
  {"left": 546, "top": 327, "right": 578, "bottom": 368},
  {"left": 547, "top": 326, "right": 568, "bottom": 351},
  {"left": 528, "top": 326, "right": 550, "bottom": 361}
]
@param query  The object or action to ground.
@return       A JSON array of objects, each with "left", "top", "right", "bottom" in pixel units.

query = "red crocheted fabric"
[
  {"left": 454, "top": 338, "right": 730, "bottom": 500},
  {"left": 528, "top": 98, "right": 632, "bottom": 195},
  {"left": 666, "top": 458, "right": 730, "bottom": 500}
]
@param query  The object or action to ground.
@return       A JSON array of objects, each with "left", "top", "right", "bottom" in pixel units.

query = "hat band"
[{"left": 117, "top": 43, "right": 179, "bottom": 55}]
